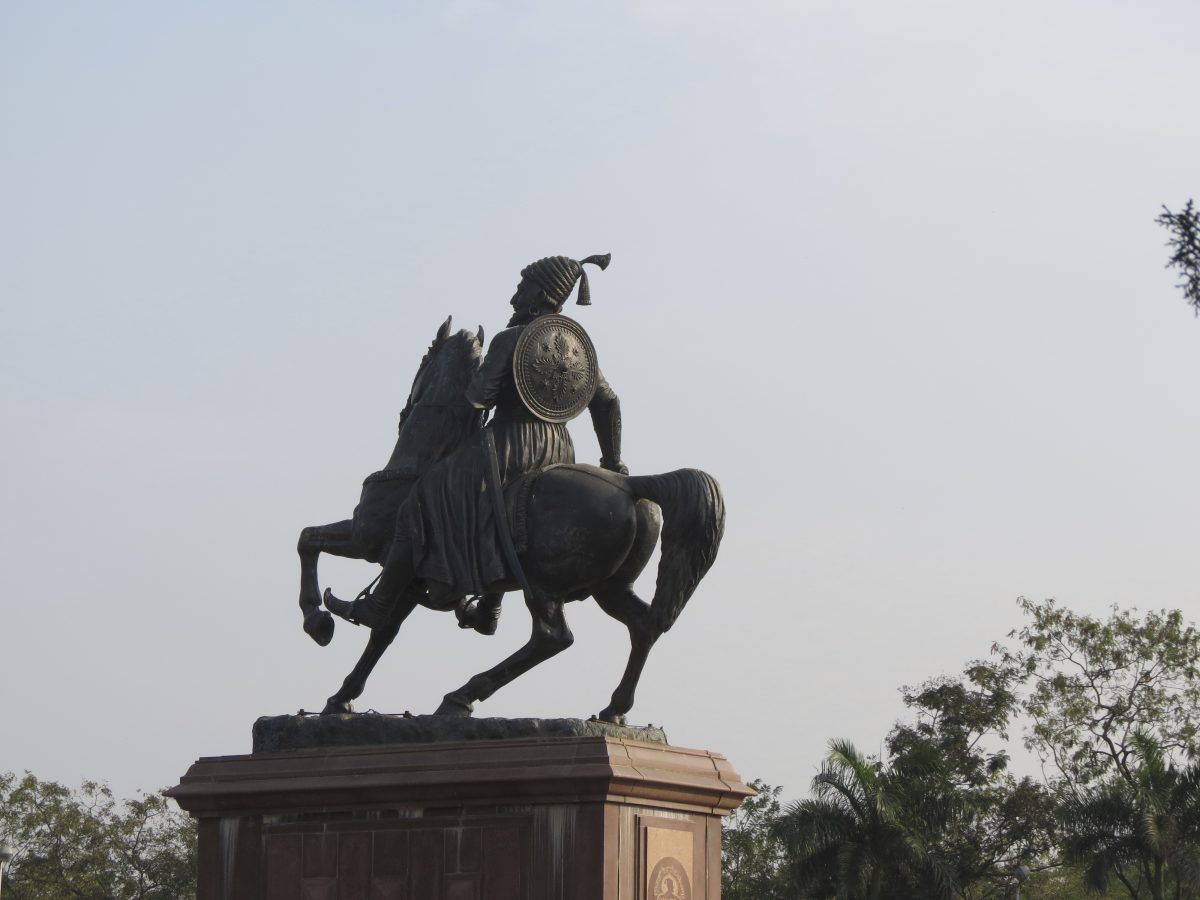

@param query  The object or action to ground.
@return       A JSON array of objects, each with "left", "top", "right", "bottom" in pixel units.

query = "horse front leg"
[
  {"left": 322, "top": 591, "right": 419, "bottom": 713},
  {"left": 592, "top": 584, "right": 659, "bottom": 725},
  {"left": 297, "top": 520, "right": 359, "bottom": 646},
  {"left": 435, "top": 596, "right": 573, "bottom": 715}
]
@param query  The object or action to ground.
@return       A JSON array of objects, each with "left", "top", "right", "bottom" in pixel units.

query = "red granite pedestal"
[{"left": 168, "top": 732, "right": 752, "bottom": 899}]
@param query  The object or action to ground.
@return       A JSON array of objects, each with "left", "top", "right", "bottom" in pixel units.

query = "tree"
[
  {"left": 0, "top": 772, "right": 196, "bottom": 900},
  {"left": 1157, "top": 200, "right": 1200, "bottom": 315},
  {"left": 722, "top": 779, "right": 789, "bottom": 900},
  {"left": 990, "top": 600, "right": 1200, "bottom": 899},
  {"left": 1018, "top": 866, "right": 1129, "bottom": 900},
  {"left": 887, "top": 666, "right": 1057, "bottom": 899},
  {"left": 774, "top": 739, "right": 957, "bottom": 899},
  {"left": 729, "top": 601, "right": 1200, "bottom": 898},
  {"left": 1059, "top": 735, "right": 1200, "bottom": 900},
  {"left": 996, "top": 599, "right": 1200, "bottom": 790},
  {"left": 773, "top": 659, "right": 1056, "bottom": 899}
]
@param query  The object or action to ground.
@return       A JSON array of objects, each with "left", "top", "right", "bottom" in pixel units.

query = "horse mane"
[
  {"left": 396, "top": 329, "right": 479, "bottom": 433},
  {"left": 394, "top": 337, "right": 435, "bottom": 432}
]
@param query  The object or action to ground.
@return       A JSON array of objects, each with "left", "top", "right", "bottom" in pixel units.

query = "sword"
[{"left": 482, "top": 429, "right": 534, "bottom": 598}]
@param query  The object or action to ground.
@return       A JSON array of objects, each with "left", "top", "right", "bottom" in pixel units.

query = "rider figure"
[
  {"left": 457, "top": 254, "right": 627, "bottom": 632},
  {"left": 327, "top": 254, "right": 627, "bottom": 632},
  {"left": 470, "top": 253, "right": 626, "bottom": 478}
]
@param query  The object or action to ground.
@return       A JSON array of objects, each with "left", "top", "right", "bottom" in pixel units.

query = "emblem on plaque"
[
  {"left": 649, "top": 857, "right": 691, "bottom": 899},
  {"left": 512, "top": 313, "right": 599, "bottom": 423}
]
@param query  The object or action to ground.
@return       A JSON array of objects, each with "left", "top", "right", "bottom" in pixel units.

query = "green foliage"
[
  {"left": 1059, "top": 735, "right": 1200, "bottom": 900},
  {"left": 751, "top": 601, "right": 1200, "bottom": 900},
  {"left": 1019, "top": 866, "right": 1129, "bottom": 899},
  {"left": 0, "top": 772, "right": 196, "bottom": 900},
  {"left": 998, "top": 599, "right": 1200, "bottom": 788},
  {"left": 762, "top": 646, "right": 1054, "bottom": 898},
  {"left": 887, "top": 665, "right": 1057, "bottom": 899},
  {"left": 722, "top": 779, "right": 789, "bottom": 900},
  {"left": 774, "top": 739, "right": 960, "bottom": 899},
  {"left": 889, "top": 661, "right": 1019, "bottom": 786},
  {"left": 1157, "top": 200, "right": 1200, "bottom": 315}
]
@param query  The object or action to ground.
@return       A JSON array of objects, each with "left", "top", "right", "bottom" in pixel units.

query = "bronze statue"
[{"left": 297, "top": 255, "right": 724, "bottom": 723}]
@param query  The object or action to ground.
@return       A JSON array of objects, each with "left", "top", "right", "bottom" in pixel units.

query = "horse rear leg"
[
  {"left": 592, "top": 584, "right": 659, "bottom": 725},
  {"left": 297, "top": 520, "right": 359, "bottom": 645},
  {"left": 435, "top": 597, "right": 573, "bottom": 715},
  {"left": 322, "top": 591, "right": 420, "bottom": 713}
]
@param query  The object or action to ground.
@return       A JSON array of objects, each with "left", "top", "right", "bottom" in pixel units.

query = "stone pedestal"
[{"left": 168, "top": 716, "right": 752, "bottom": 899}]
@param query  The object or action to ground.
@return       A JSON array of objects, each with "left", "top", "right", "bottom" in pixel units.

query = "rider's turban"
[{"left": 520, "top": 253, "right": 611, "bottom": 307}]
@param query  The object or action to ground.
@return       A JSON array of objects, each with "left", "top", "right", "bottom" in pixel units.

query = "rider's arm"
[
  {"left": 589, "top": 370, "right": 627, "bottom": 474},
  {"left": 466, "top": 328, "right": 519, "bottom": 410}
]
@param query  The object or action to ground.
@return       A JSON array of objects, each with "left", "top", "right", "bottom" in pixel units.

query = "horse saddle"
[{"left": 504, "top": 466, "right": 553, "bottom": 554}]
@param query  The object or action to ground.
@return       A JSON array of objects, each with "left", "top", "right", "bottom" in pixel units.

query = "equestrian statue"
[{"left": 296, "top": 254, "right": 725, "bottom": 724}]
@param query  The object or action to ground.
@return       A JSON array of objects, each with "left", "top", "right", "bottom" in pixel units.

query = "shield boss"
[{"left": 512, "top": 314, "right": 599, "bottom": 423}]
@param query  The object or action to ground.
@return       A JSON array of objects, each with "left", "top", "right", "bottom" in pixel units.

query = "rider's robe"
[{"left": 396, "top": 323, "right": 618, "bottom": 595}]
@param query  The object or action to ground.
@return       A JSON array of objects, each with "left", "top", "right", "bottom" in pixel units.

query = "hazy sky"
[{"left": 2, "top": 1, "right": 1198, "bottom": 802}]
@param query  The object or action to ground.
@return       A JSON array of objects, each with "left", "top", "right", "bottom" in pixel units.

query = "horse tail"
[{"left": 626, "top": 469, "right": 725, "bottom": 634}]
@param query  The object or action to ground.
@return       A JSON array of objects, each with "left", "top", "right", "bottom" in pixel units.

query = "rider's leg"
[{"left": 324, "top": 533, "right": 418, "bottom": 629}]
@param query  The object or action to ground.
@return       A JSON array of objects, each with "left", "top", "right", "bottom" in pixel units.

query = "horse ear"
[
  {"left": 437, "top": 316, "right": 452, "bottom": 341},
  {"left": 477, "top": 325, "right": 485, "bottom": 345}
]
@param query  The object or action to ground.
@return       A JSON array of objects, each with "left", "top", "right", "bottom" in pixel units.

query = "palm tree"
[
  {"left": 774, "top": 739, "right": 956, "bottom": 900},
  {"left": 1060, "top": 735, "right": 1200, "bottom": 900}
]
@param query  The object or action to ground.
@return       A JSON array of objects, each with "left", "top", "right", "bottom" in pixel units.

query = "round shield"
[{"left": 512, "top": 314, "right": 599, "bottom": 423}]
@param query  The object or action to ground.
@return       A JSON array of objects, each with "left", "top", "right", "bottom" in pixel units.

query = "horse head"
[
  {"left": 391, "top": 316, "right": 485, "bottom": 471},
  {"left": 409, "top": 316, "right": 484, "bottom": 409}
]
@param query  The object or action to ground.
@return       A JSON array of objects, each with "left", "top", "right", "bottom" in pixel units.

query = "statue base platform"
[{"left": 168, "top": 714, "right": 752, "bottom": 900}]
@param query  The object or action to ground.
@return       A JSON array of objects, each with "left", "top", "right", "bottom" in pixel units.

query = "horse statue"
[{"left": 297, "top": 317, "right": 724, "bottom": 724}]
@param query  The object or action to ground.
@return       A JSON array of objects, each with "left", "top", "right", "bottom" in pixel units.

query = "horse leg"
[
  {"left": 297, "top": 520, "right": 359, "bottom": 646},
  {"left": 592, "top": 584, "right": 659, "bottom": 725},
  {"left": 322, "top": 591, "right": 420, "bottom": 713},
  {"left": 435, "top": 596, "right": 573, "bottom": 715}
]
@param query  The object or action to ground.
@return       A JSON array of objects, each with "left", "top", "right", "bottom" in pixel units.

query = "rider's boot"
[
  {"left": 325, "top": 545, "right": 416, "bottom": 629},
  {"left": 456, "top": 593, "right": 503, "bottom": 635},
  {"left": 324, "top": 586, "right": 393, "bottom": 629}
]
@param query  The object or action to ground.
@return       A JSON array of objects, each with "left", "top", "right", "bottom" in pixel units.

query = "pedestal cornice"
[{"left": 167, "top": 734, "right": 752, "bottom": 818}]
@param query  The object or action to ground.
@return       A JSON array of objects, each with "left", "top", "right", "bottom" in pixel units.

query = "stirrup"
[
  {"left": 325, "top": 585, "right": 386, "bottom": 629},
  {"left": 456, "top": 595, "right": 500, "bottom": 635},
  {"left": 456, "top": 597, "right": 477, "bottom": 629},
  {"left": 350, "top": 574, "right": 387, "bottom": 626}
]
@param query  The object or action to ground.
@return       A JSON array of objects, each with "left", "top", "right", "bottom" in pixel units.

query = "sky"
[{"left": 1, "top": 1, "right": 1198, "bottom": 803}]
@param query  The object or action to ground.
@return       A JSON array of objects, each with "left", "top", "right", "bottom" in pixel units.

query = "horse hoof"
[
  {"left": 304, "top": 610, "right": 335, "bottom": 646},
  {"left": 321, "top": 698, "right": 353, "bottom": 715},
  {"left": 434, "top": 693, "right": 475, "bottom": 717},
  {"left": 598, "top": 709, "right": 627, "bottom": 726}
]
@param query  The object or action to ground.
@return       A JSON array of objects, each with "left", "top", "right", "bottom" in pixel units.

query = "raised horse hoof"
[
  {"left": 303, "top": 610, "right": 335, "bottom": 646},
  {"left": 321, "top": 698, "right": 353, "bottom": 715},
  {"left": 434, "top": 693, "right": 475, "bottom": 717},
  {"left": 597, "top": 710, "right": 627, "bottom": 726}
]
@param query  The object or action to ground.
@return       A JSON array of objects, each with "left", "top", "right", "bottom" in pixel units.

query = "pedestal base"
[{"left": 168, "top": 717, "right": 752, "bottom": 899}]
